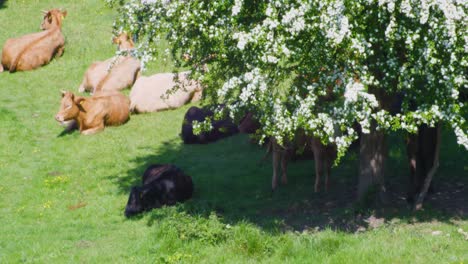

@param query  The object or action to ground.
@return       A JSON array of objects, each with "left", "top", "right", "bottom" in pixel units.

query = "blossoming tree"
[{"left": 108, "top": 0, "right": 467, "bottom": 206}]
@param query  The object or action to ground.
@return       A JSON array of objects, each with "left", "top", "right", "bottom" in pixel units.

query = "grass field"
[{"left": 0, "top": 0, "right": 467, "bottom": 263}]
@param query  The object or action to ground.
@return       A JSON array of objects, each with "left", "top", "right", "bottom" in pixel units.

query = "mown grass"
[{"left": 0, "top": 1, "right": 467, "bottom": 263}]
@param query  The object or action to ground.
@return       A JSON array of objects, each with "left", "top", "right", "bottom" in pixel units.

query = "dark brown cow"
[
  {"left": 181, "top": 106, "right": 239, "bottom": 144},
  {"left": 1, "top": 9, "right": 67, "bottom": 73},
  {"left": 55, "top": 91, "right": 130, "bottom": 135},
  {"left": 125, "top": 164, "right": 194, "bottom": 217}
]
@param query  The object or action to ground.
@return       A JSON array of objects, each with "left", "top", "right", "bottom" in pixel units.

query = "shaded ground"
[{"left": 112, "top": 128, "right": 467, "bottom": 234}]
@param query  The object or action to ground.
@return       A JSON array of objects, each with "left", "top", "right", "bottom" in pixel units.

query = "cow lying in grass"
[
  {"left": 78, "top": 33, "right": 141, "bottom": 93},
  {"left": 129, "top": 71, "right": 203, "bottom": 113},
  {"left": 270, "top": 133, "right": 337, "bottom": 192},
  {"left": 181, "top": 106, "right": 239, "bottom": 144},
  {"left": 55, "top": 91, "right": 130, "bottom": 135},
  {"left": 125, "top": 164, "right": 194, "bottom": 217},
  {"left": 1, "top": 9, "right": 67, "bottom": 73}
]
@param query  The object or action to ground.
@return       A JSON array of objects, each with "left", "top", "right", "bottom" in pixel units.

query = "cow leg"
[
  {"left": 405, "top": 133, "right": 418, "bottom": 203},
  {"left": 281, "top": 150, "right": 288, "bottom": 185},
  {"left": 56, "top": 45, "right": 65, "bottom": 58},
  {"left": 81, "top": 122, "right": 105, "bottom": 135},
  {"left": 0, "top": 63, "right": 3, "bottom": 72},
  {"left": 81, "top": 126, "right": 103, "bottom": 135},
  {"left": 78, "top": 75, "right": 89, "bottom": 93},
  {"left": 311, "top": 139, "right": 323, "bottom": 193},
  {"left": 325, "top": 152, "right": 333, "bottom": 192},
  {"left": 419, "top": 124, "right": 438, "bottom": 195},
  {"left": 314, "top": 159, "right": 323, "bottom": 193},
  {"left": 271, "top": 139, "right": 280, "bottom": 191}
]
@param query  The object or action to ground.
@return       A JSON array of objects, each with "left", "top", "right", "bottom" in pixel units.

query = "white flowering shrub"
[{"left": 107, "top": 0, "right": 467, "bottom": 161}]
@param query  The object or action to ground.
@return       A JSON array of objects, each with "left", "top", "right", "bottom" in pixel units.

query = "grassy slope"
[{"left": 0, "top": 1, "right": 467, "bottom": 263}]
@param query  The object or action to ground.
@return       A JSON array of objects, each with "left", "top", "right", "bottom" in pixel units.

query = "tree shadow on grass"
[
  {"left": 0, "top": 0, "right": 7, "bottom": 9},
  {"left": 110, "top": 130, "right": 467, "bottom": 233}
]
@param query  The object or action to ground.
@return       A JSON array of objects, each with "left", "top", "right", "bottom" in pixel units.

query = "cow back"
[
  {"left": 181, "top": 106, "right": 239, "bottom": 144},
  {"left": 1, "top": 31, "right": 48, "bottom": 70},
  {"left": 10, "top": 29, "right": 64, "bottom": 71},
  {"left": 94, "top": 91, "right": 130, "bottom": 126},
  {"left": 129, "top": 72, "right": 200, "bottom": 113},
  {"left": 142, "top": 164, "right": 173, "bottom": 185},
  {"left": 99, "top": 56, "right": 141, "bottom": 92}
]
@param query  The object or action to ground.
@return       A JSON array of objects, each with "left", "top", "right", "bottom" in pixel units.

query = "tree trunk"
[
  {"left": 414, "top": 124, "right": 441, "bottom": 211},
  {"left": 358, "top": 121, "right": 387, "bottom": 203}
]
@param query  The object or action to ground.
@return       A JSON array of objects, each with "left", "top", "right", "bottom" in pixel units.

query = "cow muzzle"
[{"left": 55, "top": 114, "right": 63, "bottom": 122}]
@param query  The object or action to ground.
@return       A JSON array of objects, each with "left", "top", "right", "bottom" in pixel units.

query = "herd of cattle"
[{"left": 1, "top": 9, "right": 439, "bottom": 216}]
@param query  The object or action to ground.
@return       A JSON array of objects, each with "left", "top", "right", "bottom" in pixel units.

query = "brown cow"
[
  {"left": 78, "top": 33, "right": 141, "bottom": 93},
  {"left": 55, "top": 91, "right": 130, "bottom": 135},
  {"left": 129, "top": 71, "right": 203, "bottom": 113},
  {"left": 270, "top": 133, "right": 337, "bottom": 192},
  {"left": 1, "top": 9, "right": 67, "bottom": 73}
]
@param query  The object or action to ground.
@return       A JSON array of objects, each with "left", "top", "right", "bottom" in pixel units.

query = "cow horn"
[
  {"left": 42, "top": 10, "right": 48, "bottom": 14},
  {"left": 60, "top": 90, "right": 67, "bottom": 96}
]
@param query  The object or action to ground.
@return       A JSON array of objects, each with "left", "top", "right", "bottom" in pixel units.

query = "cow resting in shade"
[
  {"left": 129, "top": 71, "right": 203, "bottom": 113},
  {"left": 125, "top": 164, "right": 194, "bottom": 217},
  {"left": 181, "top": 106, "right": 239, "bottom": 144},
  {"left": 55, "top": 91, "right": 130, "bottom": 135},
  {"left": 1, "top": 9, "right": 67, "bottom": 73},
  {"left": 78, "top": 32, "right": 141, "bottom": 93}
]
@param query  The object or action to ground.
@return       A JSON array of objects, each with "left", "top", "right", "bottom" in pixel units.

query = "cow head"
[
  {"left": 55, "top": 91, "right": 84, "bottom": 125},
  {"left": 112, "top": 32, "right": 135, "bottom": 51},
  {"left": 124, "top": 185, "right": 162, "bottom": 218},
  {"left": 41, "top": 9, "right": 67, "bottom": 30}
]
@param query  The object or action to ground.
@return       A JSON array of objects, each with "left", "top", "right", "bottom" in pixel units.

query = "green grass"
[{"left": 1, "top": 1, "right": 467, "bottom": 263}]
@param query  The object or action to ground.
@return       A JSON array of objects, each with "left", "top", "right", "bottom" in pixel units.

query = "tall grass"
[{"left": 0, "top": 0, "right": 467, "bottom": 263}]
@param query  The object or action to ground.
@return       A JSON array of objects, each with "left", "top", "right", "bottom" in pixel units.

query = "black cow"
[
  {"left": 181, "top": 106, "right": 239, "bottom": 144},
  {"left": 125, "top": 164, "right": 194, "bottom": 217}
]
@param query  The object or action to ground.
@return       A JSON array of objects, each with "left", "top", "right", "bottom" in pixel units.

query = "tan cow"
[
  {"left": 78, "top": 33, "right": 141, "bottom": 93},
  {"left": 1, "top": 9, "right": 67, "bottom": 73},
  {"left": 270, "top": 133, "right": 337, "bottom": 192},
  {"left": 129, "top": 71, "right": 203, "bottom": 113},
  {"left": 55, "top": 91, "right": 130, "bottom": 135}
]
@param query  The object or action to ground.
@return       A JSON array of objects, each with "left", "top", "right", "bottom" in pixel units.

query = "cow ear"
[
  {"left": 75, "top": 97, "right": 87, "bottom": 112},
  {"left": 61, "top": 10, "right": 67, "bottom": 18},
  {"left": 74, "top": 97, "right": 85, "bottom": 105}
]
